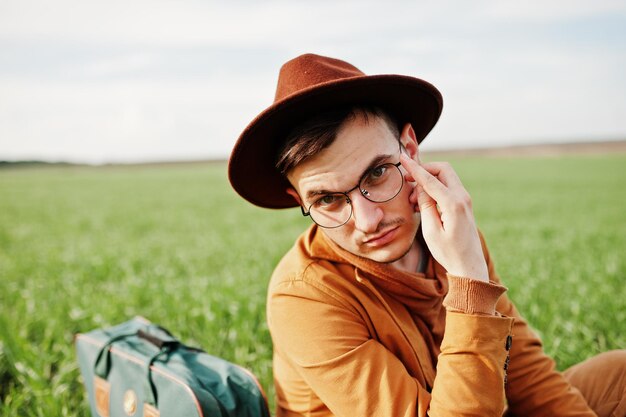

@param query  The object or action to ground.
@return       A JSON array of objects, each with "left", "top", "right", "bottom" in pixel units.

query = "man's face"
[{"left": 286, "top": 113, "right": 421, "bottom": 264}]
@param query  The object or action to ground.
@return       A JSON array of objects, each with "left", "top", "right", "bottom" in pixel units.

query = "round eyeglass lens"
[
  {"left": 308, "top": 194, "right": 352, "bottom": 228},
  {"left": 359, "top": 163, "right": 404, "bottom": 203}
]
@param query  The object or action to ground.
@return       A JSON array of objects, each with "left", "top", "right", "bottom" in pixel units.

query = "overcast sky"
[{"left": 1, "top": 0, "right": 625, "bottom": 163}]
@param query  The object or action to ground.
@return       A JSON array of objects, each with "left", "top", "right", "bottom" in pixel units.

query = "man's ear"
[
  {"left": 286, "top": 187, "right": 302, "bottom": 206},
  {"left": 399, "top": 123, "right": 420, "bottom": 162}
]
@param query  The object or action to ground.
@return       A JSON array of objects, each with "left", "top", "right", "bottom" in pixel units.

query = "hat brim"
[{"left": 228, "top": 74, "right": 443, "bottom": 209}]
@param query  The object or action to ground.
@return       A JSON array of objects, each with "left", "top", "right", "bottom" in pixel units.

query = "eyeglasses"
[{"left": 301, "top": 161, "right": 404, "bottom": 228}]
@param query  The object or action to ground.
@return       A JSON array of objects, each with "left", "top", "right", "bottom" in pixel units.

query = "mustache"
[{"left": 374, "top": 217, "right": 404, "bottom": 234}]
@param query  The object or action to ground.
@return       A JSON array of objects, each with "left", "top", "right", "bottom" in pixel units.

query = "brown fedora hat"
[{"left": 228, "top": 53, "right": 443, "bottom": 209}]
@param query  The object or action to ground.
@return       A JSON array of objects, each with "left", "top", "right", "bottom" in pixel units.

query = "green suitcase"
[{"left": 75, "top": 316, "right": 270, "bottom": 417}]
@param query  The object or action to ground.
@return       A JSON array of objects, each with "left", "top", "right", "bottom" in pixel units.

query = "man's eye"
[
  {"left": 313, "top": 194, "right": 342, "bottom": 208},
  {"left": 371, "top": 165, "right": 387, "bottom": 178},
  {"left": 364, "top": 165, "right": 388, "bottom": 184}
]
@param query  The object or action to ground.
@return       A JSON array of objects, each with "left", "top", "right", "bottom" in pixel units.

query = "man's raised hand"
[{"left": 400, "top": 154, "right": 489, "bottom": 282}]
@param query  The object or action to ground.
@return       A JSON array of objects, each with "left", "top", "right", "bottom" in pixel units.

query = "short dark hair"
[{"left": 275, "top": 105, "right": 400, "bottom": 175}]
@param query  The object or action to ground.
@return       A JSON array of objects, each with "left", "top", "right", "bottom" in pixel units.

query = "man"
[{"left": 228, "top": 54, "right": 625, "bottom": 416}]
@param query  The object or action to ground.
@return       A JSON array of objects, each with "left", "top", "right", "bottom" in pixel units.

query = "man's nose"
[{"left": 350, "top": 192, "right": 383, "bottom": 233}]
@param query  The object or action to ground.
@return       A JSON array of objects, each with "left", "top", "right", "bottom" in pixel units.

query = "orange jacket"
[{"left": 267, "top": 225, "right": 595, "bottom": 416}]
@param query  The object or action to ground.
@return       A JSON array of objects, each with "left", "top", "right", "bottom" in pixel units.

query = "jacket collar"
[{"left": 304, "top": 224, "right": 449, "bottom": 312}]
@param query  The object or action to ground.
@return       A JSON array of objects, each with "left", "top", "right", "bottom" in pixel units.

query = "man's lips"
[{"left": 362, "top": 226, "right": 400, "bottom": 247}]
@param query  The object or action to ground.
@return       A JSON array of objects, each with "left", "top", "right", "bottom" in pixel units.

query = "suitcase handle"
[
  {"left": 94, "top": 331, "right": 140, "bottom": 379},
  {"left": 94, "top": 326, "right": 181, "bottom": 409},
  {"left": 138, "top": 328, "right": 180, "bottom": 350}
]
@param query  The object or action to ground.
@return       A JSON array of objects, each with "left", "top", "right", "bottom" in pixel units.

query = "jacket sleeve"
[
  {"left": 268, "top": 265, "right": 514, "bottom": 417},
  {"left": 428, "top": 310, "right": 514, "bottom": 416},
  {"left": 479, "top": 233, "right": 596, "bottom": 417}
]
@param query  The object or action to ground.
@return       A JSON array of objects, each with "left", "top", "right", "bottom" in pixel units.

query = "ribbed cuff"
[{"left": 443, "top": 274, "right": 507, "bottom": 316}]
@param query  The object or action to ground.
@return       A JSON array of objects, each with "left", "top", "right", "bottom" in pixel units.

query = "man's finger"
[
  {"left": 415, "top": 184, "right": 442, "bottom": 231},
  {"left": 400, "top": 154, "right": 449, "bottom": 202},
  {"left": 421, "top": 162, "right": 464, "bottom": 189}
]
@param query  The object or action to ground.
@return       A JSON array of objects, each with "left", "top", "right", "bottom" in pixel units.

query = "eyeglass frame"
[{"left": 300, "top": 160, "right": 404, "bottom": 229}]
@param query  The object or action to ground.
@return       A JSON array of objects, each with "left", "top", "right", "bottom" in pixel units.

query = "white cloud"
[
  {"left": 0, "top": 0, "right": 624, "bottom": 161},
  {"left": 0, "top": 0, "right": 358, "bottom": 47},
  {"left": 0, "top": 76, "right": 269, "bottom": 162},
  {"left": 81, "top": 53, "right": 158, "bottom": 78},
  {"left": 478, "top": 0, "right": 626, "bottom": 22}
]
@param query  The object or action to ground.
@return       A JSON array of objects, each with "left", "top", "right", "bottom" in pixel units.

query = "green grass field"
[{"left": 1, "top": 155, "right": 625, "bottom": 416}]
